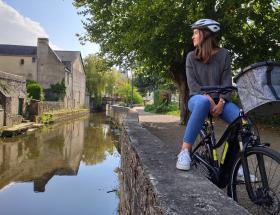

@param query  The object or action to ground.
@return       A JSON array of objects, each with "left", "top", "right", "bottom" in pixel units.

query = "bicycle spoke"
[
  {"left": 231, "top": 148, "right": 280, "bottom": 215},
  {"left": 268, "top": 158, "right": 280, "bottom": 187}
]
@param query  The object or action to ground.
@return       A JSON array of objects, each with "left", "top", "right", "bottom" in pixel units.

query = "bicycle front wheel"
[{"left": 228, "top": 146, "right": 280, "bottom": 215}]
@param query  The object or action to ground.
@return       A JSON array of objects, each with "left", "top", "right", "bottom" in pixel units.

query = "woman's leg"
[
  {"left": 177, "top": 95, "right": 211, "bottom": 170},
  {"left": 182, "top": 95, "right": 211, "bottom": 146},
  {"left": 220, "top": 102, "right": 240, "bottom": 124}
]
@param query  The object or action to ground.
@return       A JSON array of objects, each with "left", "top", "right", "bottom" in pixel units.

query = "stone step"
[{"left": 1, "top": 122, "right": 34, "bottom": 137}]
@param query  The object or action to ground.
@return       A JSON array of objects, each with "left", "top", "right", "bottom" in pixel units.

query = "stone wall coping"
[
  {"left": 112, "top": 105, "right": 250, "bottom": 215},
  {"left": 0, "top": 70, "right": 26, "bottom": 83}
]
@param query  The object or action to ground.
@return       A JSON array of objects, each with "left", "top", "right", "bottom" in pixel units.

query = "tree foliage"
[
  {"left": 84, "top": 55, "right": 113, "bottom": 107},
  {"left": 75, "top": 0, "right": 280, "bottom": 122},
  {"left": 116, "top": 82, "right": 143, "bottom": 105}
]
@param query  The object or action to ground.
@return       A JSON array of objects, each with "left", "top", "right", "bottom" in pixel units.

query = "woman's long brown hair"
[{"left": 195, "top": 29, "right": 219, "bottom": 64}]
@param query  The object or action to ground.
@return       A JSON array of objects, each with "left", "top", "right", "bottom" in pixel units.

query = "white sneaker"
[
  {"left": 176, "top": 149, "right": 191, "bottom": 171},
  {"left": 237, "top": 166, "right": 257, "bottom": 182}
]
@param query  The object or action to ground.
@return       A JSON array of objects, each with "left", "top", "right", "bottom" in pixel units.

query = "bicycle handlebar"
[{"left": 200, "top": 86, "right": 237, "bottom": 95}]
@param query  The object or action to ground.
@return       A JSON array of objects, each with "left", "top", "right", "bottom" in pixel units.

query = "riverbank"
[
  {"left": 39, "top": 108, "right": 90, "bottom": 124},
  {"left": 110, "top": 105, "right": 250, "bottom": 215},
  {"left": 0, "top": 108, "right": 90, "bottom": 138}
]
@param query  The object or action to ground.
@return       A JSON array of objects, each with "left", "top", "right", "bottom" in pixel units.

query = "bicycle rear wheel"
[{"left": 228, "top": 147, "right": 280, "bottom": 214}]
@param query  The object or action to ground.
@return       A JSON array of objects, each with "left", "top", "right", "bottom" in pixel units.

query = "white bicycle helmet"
[{"left": 191, "top": 19, "right": 220, "bottom": 33}]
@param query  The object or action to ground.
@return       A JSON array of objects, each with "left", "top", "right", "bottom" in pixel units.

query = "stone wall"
[
  {"left": 110, "top": 105, "right": 250, "bottom": 215},
  {"left": 27, "top": 100, "right": 64, "bottom": 118},
  {"left": 0, "top": 71, "right": 26, "bottom": 128}
]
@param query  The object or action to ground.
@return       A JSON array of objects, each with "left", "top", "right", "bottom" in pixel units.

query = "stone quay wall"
[
  {"left": 27, "top": 100, "right": 65, "bottom": 117},
  {"left": 110, "top": 105, "right": 251, "bottom": 215}
]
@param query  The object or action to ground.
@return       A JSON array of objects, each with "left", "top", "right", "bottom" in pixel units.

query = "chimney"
[
  {"left": 37, "top": 38, "right": 50, "bottom": 86},
  {"left": 37, "top": 37, "right": 50, "bottom": 62},
  {"left": 37, "top": 38, "right": 49, "bottom": 46}
]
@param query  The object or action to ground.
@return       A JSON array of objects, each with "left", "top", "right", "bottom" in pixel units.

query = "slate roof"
[
  {"left": 55, "top": 50, "right": 85, "bottom": 73},
  {"left": 54, "top": 50, "right": 80, "bottom": 62},
  {"left": 0, "top": 44, "right": 37, "bottom": 56}
]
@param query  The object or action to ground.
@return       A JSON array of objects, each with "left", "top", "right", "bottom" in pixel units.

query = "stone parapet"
[
  {"left": 110, "top": 105, "right": 250, "bottom": 215},
  {"left": 0, "top": 70, "right": 26, "bottom": 83}
]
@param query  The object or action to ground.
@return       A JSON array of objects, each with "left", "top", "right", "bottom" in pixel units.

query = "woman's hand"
[
  {"left": 204, "top": 94, "right": 216, "bottom": 111},
  {"left": 211, "top": 99, "right": 225, "bottom": 117}
]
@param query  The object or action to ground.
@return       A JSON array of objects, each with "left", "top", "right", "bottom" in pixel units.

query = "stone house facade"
[
  {"left": 0, "top": 71, "right": 26, "bottom": 128},
  {"left": 0, "top": 38, "right": 86, "bottom": 109}
]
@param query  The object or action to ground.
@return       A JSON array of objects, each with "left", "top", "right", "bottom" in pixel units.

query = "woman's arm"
[
  {"left": 220, "top": 51, "right": 232, "bottom": 101},
  {"left": 186, "top": 53, "right": 201, "bottom": 96}
]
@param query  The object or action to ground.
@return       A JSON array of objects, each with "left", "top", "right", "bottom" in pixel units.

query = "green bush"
[
  {"left": 144, "top": 102, "right": 179, "bottom": 114},
  {"left": 155, "top": 102, "right": 178, "bottom": 113},
  {"left": 50, "top": 80, "right": 66, "bottom": 97},
  {"left": 41, "top": 113, "right": 53, "bottom": 124},
  {"left": 144, "top": 104, "right": 157, "bottom": 112},
  {"left": 26, "top": 81, "right": 44, "bottom": 100},
  {"left": 26, "top": 80, "right": 37, "bottom": 85}
]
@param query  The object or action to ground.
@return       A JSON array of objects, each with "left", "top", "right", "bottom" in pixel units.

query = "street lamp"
[{"left": 130, "top": 70, "right": 134, "bottom": 108}]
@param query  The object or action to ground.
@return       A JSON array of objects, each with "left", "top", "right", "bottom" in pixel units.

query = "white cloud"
[{"left": 0, "top": 0, "right": 59, "bottom": 49}]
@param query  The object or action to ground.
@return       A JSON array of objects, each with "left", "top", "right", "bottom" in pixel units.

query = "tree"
[
  {"left": 75, "top": 0, "right": 280, "bottom": 123},
  {"left": 84, "top": 55, "right": 111, "bottom": 109},
  {"left": 133, "top": 68, "right": 176, "bottom": 97},
  {"left": 116, "top": 82, "right": 143, "bottom": 105}
]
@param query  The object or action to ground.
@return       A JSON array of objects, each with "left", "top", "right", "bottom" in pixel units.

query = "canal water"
[{"left": 0, "top": 113, "right": 120, "bottom": 215}]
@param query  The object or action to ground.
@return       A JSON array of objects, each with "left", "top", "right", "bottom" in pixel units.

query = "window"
[
  {"left": 32, "top": 57, "right": 36, "bottom": 63},
  {"left": 20, "top": 59, "right": 24, "bottom": 65}
]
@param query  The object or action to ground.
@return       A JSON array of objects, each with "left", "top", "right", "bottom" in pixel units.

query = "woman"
[{"left": 176, "top": 19, "right": 240, "bottom": 171}]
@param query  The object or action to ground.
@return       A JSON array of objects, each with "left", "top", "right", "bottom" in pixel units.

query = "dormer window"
[{"left": 20, "top": 59, "right": 24, "bottom": 65}]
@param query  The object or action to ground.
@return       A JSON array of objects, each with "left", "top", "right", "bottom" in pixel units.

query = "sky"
[{"left": 0, "top": 0, "right": 100, "bottom": 58}]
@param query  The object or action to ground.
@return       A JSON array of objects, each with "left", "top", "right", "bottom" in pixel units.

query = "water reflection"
[
  {"left": 83, "top": 115, "right": 115, "bottom": 165},
  {"left": 0, "top": 113, "right": 120, "bottom": 215},
  {"left": 0, "top": 119, "right": 85, "bottom": 192}
]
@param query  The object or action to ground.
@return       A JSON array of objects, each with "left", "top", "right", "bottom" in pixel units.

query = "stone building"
[
  {"left": 0, "top": 38, "right": 86, "bottom": 109},
  {"left": 0, "top": 71, "right": 26, "bottom": 128}
]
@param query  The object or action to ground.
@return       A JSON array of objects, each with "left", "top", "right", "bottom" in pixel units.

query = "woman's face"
[{"left": 192, "top": 29, "right": 202, "bottom": 47}]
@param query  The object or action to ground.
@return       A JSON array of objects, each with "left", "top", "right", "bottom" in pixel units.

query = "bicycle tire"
[{"left": 228, "top": 146, "right": 280, "bottom": 215}]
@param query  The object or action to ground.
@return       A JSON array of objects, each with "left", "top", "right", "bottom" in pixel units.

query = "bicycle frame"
[
  {"left": 191, "top": 85, "right": 275, "bottom": 207},
  {"left": 192, "top": 108, "right": 269, "bottom": 196}
]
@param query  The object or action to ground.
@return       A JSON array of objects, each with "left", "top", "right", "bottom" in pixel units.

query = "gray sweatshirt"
[{"left": 186, "top": 48, "right": 232, "bottom": 101}]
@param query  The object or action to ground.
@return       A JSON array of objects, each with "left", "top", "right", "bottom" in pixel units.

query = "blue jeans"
[{"left": 183, "top": 95, "right": 240, "bottom": 144}]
